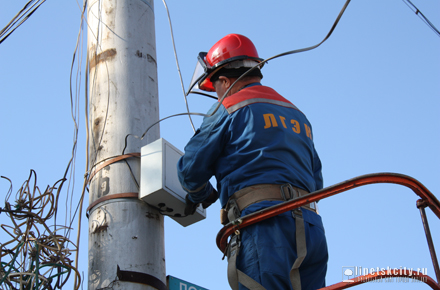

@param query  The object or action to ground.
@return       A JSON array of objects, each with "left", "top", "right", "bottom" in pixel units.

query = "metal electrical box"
[{"left": 140, "top": 138, "right": 206, "bottom": 227}]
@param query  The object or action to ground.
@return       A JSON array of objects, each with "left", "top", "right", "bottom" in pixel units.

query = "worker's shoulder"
[{"left": 223, "top": 85, "right": 300, "bottom": 114}]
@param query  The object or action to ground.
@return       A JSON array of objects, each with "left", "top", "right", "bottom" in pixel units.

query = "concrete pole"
[{"left": 87, "top": 0, "right": 164, "bottom": 289}]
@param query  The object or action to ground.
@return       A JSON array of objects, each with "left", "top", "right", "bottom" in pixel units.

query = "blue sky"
[{"left": 1, "top": 0, "right": 439, "bottom": 289}]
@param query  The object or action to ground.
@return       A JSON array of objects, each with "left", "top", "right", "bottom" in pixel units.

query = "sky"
[{"left": 0, "top": 0, "right": 439, "bottom": 290}]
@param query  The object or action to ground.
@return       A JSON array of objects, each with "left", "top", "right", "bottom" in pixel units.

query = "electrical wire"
[
  {"left": 121, "top": 112, "right": 207, "bottom": 198},
  {"left": 157, "top": 0, "right": 438, "bottom": 135},
  {"left": 161, "top": 0, "right": 196, "bottom": 132},
  {"left": 0, "top": 0, "right": 47, "bottom": 45},
  {"left": 122, "top": 112, "right": 208, "bottom": 155},
  {"left": 64, "top": 0, "right": 87, "bottom": 238},
  {"left": 401, "top": 0, "right": 440, "bottom": 37},
  {"left": 1, "top": 2, "right": 94, "bottom": 289},
  {"left": 63, "top": 1, "right": 89, "bottom": 288},
  {"left": 0, "top": 171, "right": 80, "bottom": 290},
  {"left": 134, "top": 0, "right": 353, "bottom": 142},
  {"left": 208, "top": 0, "right": 352, "bottom": 117}
]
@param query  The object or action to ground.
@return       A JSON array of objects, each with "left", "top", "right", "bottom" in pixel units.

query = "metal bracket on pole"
[
  {"left": 86, "top": 192, "right": 139, "bottom": 218},
  {"left": 116, "top": 265, "right": 167, "bottom": 290},
  {"left": 417, "top": 199, "right": 440, "bottom": 284}
]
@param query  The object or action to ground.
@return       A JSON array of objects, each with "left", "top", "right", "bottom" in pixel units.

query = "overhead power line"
[
  {"left": 0, "top": 0, "right": 47, "bottom": 45},
  {"left": 401, "top": 0, "right": 440, "bottom": 37}
]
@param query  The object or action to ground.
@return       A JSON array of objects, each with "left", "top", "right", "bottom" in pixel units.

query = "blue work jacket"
[{"left": 177, "top": 84, "right": 323, "bottom": 209}]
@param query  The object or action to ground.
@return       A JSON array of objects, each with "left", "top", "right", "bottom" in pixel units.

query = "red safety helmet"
[{"left": 187, "top": 34, "right": 264, "bottom": 94}]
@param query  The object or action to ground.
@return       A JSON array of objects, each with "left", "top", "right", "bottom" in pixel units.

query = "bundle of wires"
[
  {"left": 0, "top": 171, "right": 81, "bottom": 290},
  {"left": 0, "top": 0, "right": 46, "bottom": 45}
]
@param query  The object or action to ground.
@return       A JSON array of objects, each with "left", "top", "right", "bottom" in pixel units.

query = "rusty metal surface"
[
  {"left": 89, "top": 48, "right": 117, "bottom": 69},
  {"left": 86, "top": 192, "right": 138, "bottom": 217},
  {"left": 319, "top": 270, "right": 440, "bottom": 290},
  {"left": 87, "top": 153, "right": 141, "bottom": 184},
  {"left": 216, "top": 172, "right": 440, "bottom": 253}
]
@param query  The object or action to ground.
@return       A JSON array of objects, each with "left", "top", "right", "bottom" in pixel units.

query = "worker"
[{"left": 177, "top": 34, "right": 328, "bottom": 290}]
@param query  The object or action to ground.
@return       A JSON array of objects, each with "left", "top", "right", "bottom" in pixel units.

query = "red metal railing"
[
  {"left": 216, "top": 172, "right": 440, "bottom": 289},
  {"left": 320, "top": 270, "right": 439, "bottom": 290}
]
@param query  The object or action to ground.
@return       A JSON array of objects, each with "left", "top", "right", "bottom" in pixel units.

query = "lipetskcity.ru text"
[{"left": 351, "top": 266, "right": 427, "bottom": 276}]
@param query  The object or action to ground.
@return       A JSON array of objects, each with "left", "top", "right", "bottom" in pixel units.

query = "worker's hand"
[
  {"left": 184, "top": 194, "right": 200, "bottom": 216},
  {"left": 201, "top": 189, "right": 219, "bottom": 209}
]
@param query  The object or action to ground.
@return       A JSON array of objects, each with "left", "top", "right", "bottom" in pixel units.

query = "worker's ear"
[{"left": 218, "top": 76, "right": 231, "bottom": 88}]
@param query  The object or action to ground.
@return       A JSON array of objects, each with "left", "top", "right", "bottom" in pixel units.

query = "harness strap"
[
  {"left": 224, "top": 184, "right": 311, "bottom": 290},
  {"left": 230, "top": 184, "right": 311, "bottom": 212},
  {"left": 227, "top": 235, "right": 266, "bottom": 290},
  {"left": 289, "top": 209, "right": 307, "bottom": 290},
  {"left": 227, "top": 199, "right": 241, "bottom": 225},
  {"left": 221, "top": 184, "right": 316, "bottom": 225}
]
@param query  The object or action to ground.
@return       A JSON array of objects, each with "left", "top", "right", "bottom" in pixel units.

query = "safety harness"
[{"left": 223, "top": 184, "right": 317, "bottom": 290}]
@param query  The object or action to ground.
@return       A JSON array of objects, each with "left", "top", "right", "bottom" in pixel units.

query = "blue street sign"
[{"left": 167, "top": 275, "right": 209, "bottom": 290}]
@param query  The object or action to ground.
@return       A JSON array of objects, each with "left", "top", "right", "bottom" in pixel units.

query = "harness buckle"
[
  {"left": 227, "top": 198, "right": 241, "bottom": 221},
  {"left": 280, "top": 183, "right": 299, "bottom": 201},
  {"left": 292, "top": 208, "right": 303, "bottom": 218},
  {"left": 281, "top": 183, "right": 303, "bottom": 219},
  {"left": 227, "top": 234, "right": 241, "bottom": 261}
]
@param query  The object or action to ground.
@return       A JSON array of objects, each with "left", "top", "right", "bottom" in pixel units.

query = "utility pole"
[{"left": 87, "top": 0, "right": 165, "bottom": 289}]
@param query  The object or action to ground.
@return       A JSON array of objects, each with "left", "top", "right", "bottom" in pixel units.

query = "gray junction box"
[{"left": 140, "top": 138, "right": 206, "bottom": 227}]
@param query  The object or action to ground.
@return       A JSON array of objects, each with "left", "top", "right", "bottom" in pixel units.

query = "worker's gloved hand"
[
  {"left": 184, "top": 194, "right": 200, "bottom": 216},
  {"left": 201, "top": 189, "right": 219, "bottom": 209}
]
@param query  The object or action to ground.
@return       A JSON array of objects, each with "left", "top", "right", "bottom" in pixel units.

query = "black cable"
[
  {"left": 120, "top": 112, "right": 207, "bottom": 191},
  {"left": 124, "top": 159, "right": 140, "bottom": 190},
  {"left": 401, "top": 0, "right": 440, "bottom": 37},
  {"left": 122, "top": 112, "right": 207, "bottom": 155},
  {"left": 203, "top": 0, "right": 353, "bottom": 117},
  {"left": 0, "top": 0, "right": 47, "bottom": 45}
]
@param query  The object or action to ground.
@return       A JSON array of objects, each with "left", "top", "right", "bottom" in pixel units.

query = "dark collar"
[{"left": 239, "top": 82, "right": 262, "bottom": 91}]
